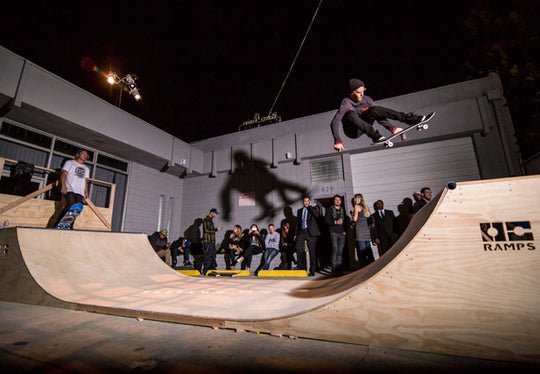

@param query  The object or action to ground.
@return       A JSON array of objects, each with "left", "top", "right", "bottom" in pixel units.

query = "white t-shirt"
[{"left": 62, "top": 159, "right": 89, "bottom": 196}]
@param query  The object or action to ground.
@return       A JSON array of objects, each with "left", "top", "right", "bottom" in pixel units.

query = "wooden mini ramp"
[{"left": 1, "top": 176, "right": 539, "bottom": 362}]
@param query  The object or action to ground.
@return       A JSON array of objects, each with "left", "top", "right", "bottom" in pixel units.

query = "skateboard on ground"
[
  {"left": 207, "top": 270, "right": 240, "bottom": 277},
  {"left": 55, "top": 203, "right": 83, "bottom": 229},
  {"left": 205, "top": 270, "right": 250, "bottom": 277},
  {"left": 374, "top": 112, "right": 435, "bottom": 148}
]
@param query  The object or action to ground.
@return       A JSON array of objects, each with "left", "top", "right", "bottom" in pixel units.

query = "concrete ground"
[{"left": 1, "top": 301, "right": 537, "bottom": 374}]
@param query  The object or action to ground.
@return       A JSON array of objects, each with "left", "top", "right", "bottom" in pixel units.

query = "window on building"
[
  {"left": 98, "top": 154, "right": 128, "bottom": 172},
  {"left": 54, "top": 140, "right": 94, "bottom": 162},
  {"left": 310, "top": 157, "right": 344, "bottom": 182},
  {"left": 0, "top": 121, "right": 52, "bottom": 148}
]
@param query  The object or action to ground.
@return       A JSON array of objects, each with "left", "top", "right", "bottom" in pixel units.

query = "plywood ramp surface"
[{"left": 1, "top": 176, "right": 539, "bottom": 363}]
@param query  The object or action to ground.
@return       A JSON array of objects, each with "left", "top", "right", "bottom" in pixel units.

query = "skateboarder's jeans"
[
  {"left": 361, "top": 106, "right": 409, "bottom": 125},
  {"left": 344, "top": 106, "right": 412, "bottom": 138},
  {"left": 65, "top": 192, "right": 83, "bottom": 208}
]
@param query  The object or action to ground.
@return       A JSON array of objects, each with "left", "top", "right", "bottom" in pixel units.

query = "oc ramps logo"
[{"left": 480, "top": 221, "right": 535, "bottom": 251}]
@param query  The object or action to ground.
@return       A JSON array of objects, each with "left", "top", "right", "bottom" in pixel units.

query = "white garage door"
[{"left": 350, "top": 137, "right": 480, "bottom": 213}]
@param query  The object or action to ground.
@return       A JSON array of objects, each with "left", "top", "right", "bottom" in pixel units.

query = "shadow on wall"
[{"left": 220, "top": 151, "right": 308, "bottom": 222}]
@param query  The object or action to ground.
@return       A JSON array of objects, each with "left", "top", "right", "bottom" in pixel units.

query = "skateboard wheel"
[
  {"left": 385, "top": 141, "right": 394, "bottom": 147},
  {"left": 422, "top": 124, "right": 429, "bottom": 130}
]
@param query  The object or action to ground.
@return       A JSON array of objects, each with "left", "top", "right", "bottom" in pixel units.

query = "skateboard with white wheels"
[{"left": 374, "top": 112, "right": 435, "bottom": 148}]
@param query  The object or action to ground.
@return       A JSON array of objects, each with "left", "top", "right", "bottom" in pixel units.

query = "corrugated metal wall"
[{"left": 350, "top": 137, "right": 480, "bottom": 213}]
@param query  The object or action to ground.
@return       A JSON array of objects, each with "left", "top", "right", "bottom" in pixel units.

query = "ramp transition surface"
[{"left": 1, "top": 176, "right": 539, "bottom": 362}]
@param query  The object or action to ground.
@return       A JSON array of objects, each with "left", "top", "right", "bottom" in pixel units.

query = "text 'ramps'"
[{"left": 1, "top": 176, "right": 539, "bottom": 363}]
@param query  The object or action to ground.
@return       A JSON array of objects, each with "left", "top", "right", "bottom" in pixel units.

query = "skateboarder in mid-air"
[{"left": 331, "top": 79, "right": 433, "bottom": 152}]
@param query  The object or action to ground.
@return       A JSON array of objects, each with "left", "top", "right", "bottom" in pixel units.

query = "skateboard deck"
[
  {"left": 205, "top": 270, "right": 250, "bottom": 277},
  {"left": 55, "top": 203, "right": 83, "bottom": 229},
  {"left": 374, "top": 112, "right": 435, "bottom": 148}
]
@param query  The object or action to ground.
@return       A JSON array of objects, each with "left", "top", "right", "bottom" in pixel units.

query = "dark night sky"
[{"left": 2, "top": 1, "right": 475, "bottom": 143}]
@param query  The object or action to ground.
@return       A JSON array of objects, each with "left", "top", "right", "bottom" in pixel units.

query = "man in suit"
[
  {"left": 371, "top": 199, "right": 397, "bottom": 257},
  {"left": 295, "top": 195, "right": 321, "bottom": 276}
]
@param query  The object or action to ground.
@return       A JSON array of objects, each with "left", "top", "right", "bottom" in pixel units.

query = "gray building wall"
[
  {"left": 183, "top": 74, "right": 522, "bottom": 244},
  {"left": 122, "top": 162, "right": 184, "bottom": 239},
  {"left": 0, "top": 45, "right": 522, "bottom": 244}
]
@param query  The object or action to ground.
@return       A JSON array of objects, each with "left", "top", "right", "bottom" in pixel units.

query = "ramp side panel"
[
  {"left": 0, "top": 228, "right": 71, "bottom": 308},
  {"left": 223, "top": 176, "right": 540, "bottom": 362}
]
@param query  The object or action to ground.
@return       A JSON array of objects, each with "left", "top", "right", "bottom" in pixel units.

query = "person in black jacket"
[
  {"left": 170, "top": 236, "right": 191, "bottom": 268},
  {"left": 148, "top": 228, "right": 171, "bottom": 265},
  {"left": 295, "top": 195, "right": 321, "bottom": 276}
]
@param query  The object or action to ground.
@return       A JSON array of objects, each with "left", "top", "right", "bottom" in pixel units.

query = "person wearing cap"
[
  {"left": 148, "top": 228, "right": 172, "bottom": 265},
  {"left": 330, "top": 78, "right": 433, "bottom": 152},
  {"left": 202, "top": 208, "right": 222, "bottom": 275},
  {"left": 56, "top": 149, "right": 90, "bottom": 228}
]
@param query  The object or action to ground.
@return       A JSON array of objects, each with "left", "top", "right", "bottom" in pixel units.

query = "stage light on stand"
[
  {"left": 106, "top": 72, "right": 117, "bottom": 85},
  {"left": 105, "top": 72, "right": 142, "bottom": 106},
  {"left": 132, "top": 88, "right": 141, "bottom": 101}
]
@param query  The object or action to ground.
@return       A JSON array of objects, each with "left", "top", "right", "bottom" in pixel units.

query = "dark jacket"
[
  {"left": 324, "top": 205, "right": 348, "bottom": 234},
  {"left": 413, "top": 199, "right": 427, "bottom": 214},
  {"left": 148, "top": 232, "right": 168, "bottom": 252},
  {"left": 296, "top": 206, "right": 321, "bottom": 237},
  {"left": 371, "top": 209, "right": 397, "bottom": 242},
  {"left": 330, "top": 95, "right": 375, "bottom": 144}
]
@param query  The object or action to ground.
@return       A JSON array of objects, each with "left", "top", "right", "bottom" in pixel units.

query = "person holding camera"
[{"left": 234, "top": 224, "right": 263, "bottom": 270}]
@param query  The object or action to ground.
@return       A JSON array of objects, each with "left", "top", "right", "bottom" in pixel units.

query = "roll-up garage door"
[{"left": 350, "top": 137, "right": 481, "bottom": 213}]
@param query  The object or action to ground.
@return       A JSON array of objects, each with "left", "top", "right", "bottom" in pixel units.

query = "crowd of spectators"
[{"left": 148, "top": 187, "right": 433, "bottom": 277}]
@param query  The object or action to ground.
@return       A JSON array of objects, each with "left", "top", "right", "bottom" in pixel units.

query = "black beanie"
[{"left": 349, "top": 78, "right": 365, "bottom": 93}]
